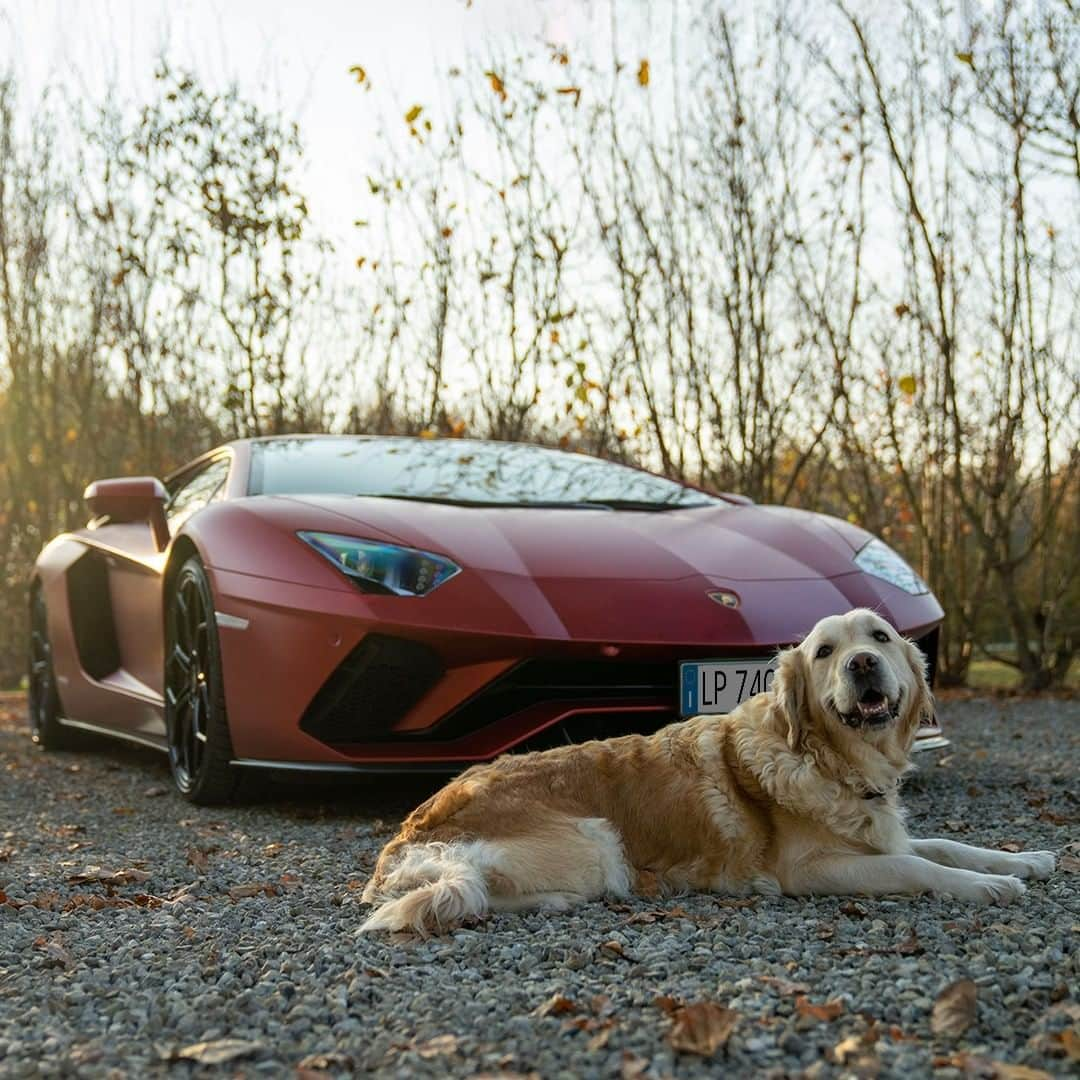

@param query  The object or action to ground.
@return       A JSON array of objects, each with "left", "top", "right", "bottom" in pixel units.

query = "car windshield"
[{"left": 248, "top": 437, "right": 722, "bottom": 509}]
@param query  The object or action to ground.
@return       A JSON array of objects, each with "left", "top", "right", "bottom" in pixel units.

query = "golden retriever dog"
[{"left": 361, "top": 609, "right": 1055, "bottom": 933}]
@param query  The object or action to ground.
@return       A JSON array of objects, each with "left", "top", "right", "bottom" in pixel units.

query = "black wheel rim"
[
  {"left": 166, "top": 574, "right": 213, "bottom": 791},
  {"left": 29, "top": 593, "right": 54, "bottom": 736}
]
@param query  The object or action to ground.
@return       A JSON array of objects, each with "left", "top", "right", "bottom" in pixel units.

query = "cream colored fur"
[{"left": 361, "top": 609, "right": 1055, "bottom": 934}]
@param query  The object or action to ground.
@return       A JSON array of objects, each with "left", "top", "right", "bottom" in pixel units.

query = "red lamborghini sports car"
[{"left": 28, "top": 436, "right": 947, "bottom": 803}]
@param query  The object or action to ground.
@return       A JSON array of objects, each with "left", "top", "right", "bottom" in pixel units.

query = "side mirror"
[{"left": 84, "top": 477, "right": 170, "bottom": 552}]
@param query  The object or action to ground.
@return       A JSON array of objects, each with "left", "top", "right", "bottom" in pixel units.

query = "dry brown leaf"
[
  {"left": 532, "top": 994, "right": 577, "bottom": 1018},
  {"left": 263, "top": 842, "right": 283, "bottom": 856},
  {"left": 586, "top": 1028, "right": 612, "bottom": 1051},
  {"left": 176, "top": 1038, "right": 262, "bottom": 1065},
  {"left": 620, "top": 1051, "right": 650, "bottom": 1079},
  {"left": 187, "top": 847, "right": 210, "bottom": 873},
  {"left": 227, "top": 882, "right": 279, "bottom": 900},
  {"left": 1058, "top": 1028, "right": 1080, "bottom": 1062},
  {"left": 599, "top": 939, "right": 626, "bottom": 958},
  {"left": 999, "top": 841, "right": 1023, "bottom": 853},
  {"left": 414, "top": 1034, "right": 458, "bottom": 1058},
  {"left": 33, "top": 936, "right": 72, "bottom": 968},
  {"left": 1059, "top": 854, "right": 1080, "bottom": 873},
  {"left": 668, "top": 1001, "right": 739, "bottom": 1056},
  {"left": 795, "top": 995, "right": 845, "bottom": 1022},
  {"left": 896, "top": 932, "right": 924, "bottom": 955},
  {"left": 653, "top": 994, "right": 681, "bottom": 1016},
  {"left": 67, "top": 866, "right": 150, "bottom": 886},
  {"left": 990, "top": 1065, "right": 1053, "bottom": 1079},
  {"left": 931, "top": 979, "right": 977, "bottom": 1038},
  {"left": 943, "top": 1055, "right": 1052, "bottom": 1079},
  {"left": 840, "top": 900, "right": 869, "bottom": 917}
]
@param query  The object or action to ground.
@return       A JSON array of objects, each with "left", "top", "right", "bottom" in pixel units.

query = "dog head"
[{"left": 773, "top": 609, "right": 932, "bottom": 758}]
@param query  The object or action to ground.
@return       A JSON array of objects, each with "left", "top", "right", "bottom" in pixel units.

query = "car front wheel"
[{"left": 165, "top": 556, "right": 238, "bottom": 804}]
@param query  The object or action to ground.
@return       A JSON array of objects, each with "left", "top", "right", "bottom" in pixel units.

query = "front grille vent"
[{"left": 299, "top": 634, "right": 443, "bottom": 744}]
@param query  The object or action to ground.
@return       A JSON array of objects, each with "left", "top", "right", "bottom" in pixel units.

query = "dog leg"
[
  {"left": 787, "top": 852, "right": 1026, "bottom": 904},
  {"left": 909, "top": 839, "right": 1055, "bottom": 880}
]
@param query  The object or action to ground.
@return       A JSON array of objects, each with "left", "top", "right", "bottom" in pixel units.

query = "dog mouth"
[{"left": 835, "top": 688, "right": 902, "bottom": 729}]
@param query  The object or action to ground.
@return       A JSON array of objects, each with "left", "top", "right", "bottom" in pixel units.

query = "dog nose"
[{"left": 846, "top": 651, "right": 879, "bottom": 674}]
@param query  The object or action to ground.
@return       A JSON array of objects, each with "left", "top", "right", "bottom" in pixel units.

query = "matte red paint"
[{"left": 31, "top": 436, "right": 945, "bottom": 769}]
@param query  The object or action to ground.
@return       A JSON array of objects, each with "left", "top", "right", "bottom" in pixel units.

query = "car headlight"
[
  {"left": 854, "top": 538, "right": 929, "bottom": 595},
  {"left": 298, "top": 532, "right": 460, "bottom": 596}
]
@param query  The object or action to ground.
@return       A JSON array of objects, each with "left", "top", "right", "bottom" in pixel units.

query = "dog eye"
[
  {"left": 815, "top": 644, "right": 833, "bottom": 659},
  {"left": 872, "top": 630, "right": 891, "bottom": 643}
]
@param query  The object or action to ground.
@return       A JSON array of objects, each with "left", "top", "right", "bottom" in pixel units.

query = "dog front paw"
[
  {"left": 967, "top": 874, "right": 1026, "bottom": 905},
  {"left": 1009, "top": 850, "right": 1055, "bottom": 880}
]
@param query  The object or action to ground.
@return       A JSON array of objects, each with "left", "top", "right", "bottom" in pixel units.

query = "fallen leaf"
[
  {"left": 187, "top": 848, "right": 211, "bottom": 873},
  {"left": 653, "top": 994, "right": 681, "bottom": 1016},
  {"left": 587, "top": 1027, "right": 612, "bottom": 1051},
  {"left": 796, "top": 996, "right": 845, "bottom": 1022},
  {"left": 833, "top": 1032, "right": 871, "bottom": 1064},
  {"left": 599, "top": 939, "right": 626, "bottom": 959},
  {"left": 414, "top": 1034, "right": 458, "bottom": 1058},
  {"left": 931, "top": 979, "right": 977, "bottom": 1038},
  {"left": 668, "top": 1001, "right": 738, "bottom": 1056},
  {"left": 637, "top": 59, "right": 650, "bottom": 87},
  {"left": 1057, "top": 1028, "right": 1080, "bottom": 1061},
  {"left": 1059, "top": 854, "right": 1080, "bottom": 873},
  {"left": 840, "top": 900, "right": 869, "bottom": 917},
  {"left": 532, "top": 994, "right": 577, "bottom": 1018},
  {"left": 896, "top": 932, "right": 924, "bottom": 955},
  {"left": 620, "top": 1051, "right": 650, "bottom": 1079},
  {"left": 227, "top": 883, "right": 279, "bottom": 900},
  {"left": 404, "top": 104, "right": 423, "bottom": 125},
  {"left": 111, "top": 806, "right": 135, "bottom": 815},
  {"left": 999, "top": 842, "right": 1023, "bottom": 853},
  {"left": 177, "top": 1039, "right": 262, "bottom": 1065},
  {"left": 298, "top": 1051, "right": 353, "bottom": 1071},
  {"left": 33, "top": 936, "right": 72, "bottom": 968},
  {"left": 67, "top": 866, "right": 150, "bottom": 886},
  {"left": 298, "top": 1054, "right": 352, "bottom": 1071}
]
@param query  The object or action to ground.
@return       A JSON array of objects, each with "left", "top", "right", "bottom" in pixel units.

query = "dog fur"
[{"left": 361, "top": 609, "right": 1055, "bottom": 933}]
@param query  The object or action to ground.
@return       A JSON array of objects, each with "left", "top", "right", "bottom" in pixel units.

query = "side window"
[{"left": 165, "top": 457, "right": 231, "bottom": 532}]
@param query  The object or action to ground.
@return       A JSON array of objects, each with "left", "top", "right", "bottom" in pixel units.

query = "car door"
[{"left": 100, "top": 455, "right": 232, "bottom": 712}]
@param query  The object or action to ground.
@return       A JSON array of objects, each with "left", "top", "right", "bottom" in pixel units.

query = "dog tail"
[{"left": 359, "top": 842, "right": 490, "bottom": 934}]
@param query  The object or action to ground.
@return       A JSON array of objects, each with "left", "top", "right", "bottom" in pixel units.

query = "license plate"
[{"left": 679, "top": 658, "right": 777, "bottom": 716}]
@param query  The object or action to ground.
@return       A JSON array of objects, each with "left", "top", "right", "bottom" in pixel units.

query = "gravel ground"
[{"left": 0, "top": 694, "right": 1077, "bottom": 1079}]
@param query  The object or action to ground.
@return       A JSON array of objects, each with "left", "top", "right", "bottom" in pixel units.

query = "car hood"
[{"left": 279, "top": 495, "right": 868, "bottom": 582}]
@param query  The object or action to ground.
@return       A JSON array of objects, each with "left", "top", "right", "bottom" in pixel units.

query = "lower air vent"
[{"left": 299, "top": 634, "right": 443, "bottom": 744}]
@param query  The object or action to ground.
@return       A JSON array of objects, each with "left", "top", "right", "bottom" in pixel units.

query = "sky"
[{"left": 1, "top": 0, "right": 633, "bottom": 258}]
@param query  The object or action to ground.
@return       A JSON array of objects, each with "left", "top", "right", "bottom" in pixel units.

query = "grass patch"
[{"left": 965, "top": 657, "right": 1080, "bottom": 690}]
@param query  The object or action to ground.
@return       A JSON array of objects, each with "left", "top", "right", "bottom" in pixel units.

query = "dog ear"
[
  {"left": 773, "top": 645, "right": 809, "bottom": 750},
  {"left": 900, "top": 635, "right": 934, "bottom": 749}
]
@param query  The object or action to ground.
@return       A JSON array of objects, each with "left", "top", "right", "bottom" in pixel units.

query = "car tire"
[
  {"left": 165, "top": 556, "right": 239, "bottom": 804},
  {"left": 28, "top": 587, "right": 84, "bottom": 750}
]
